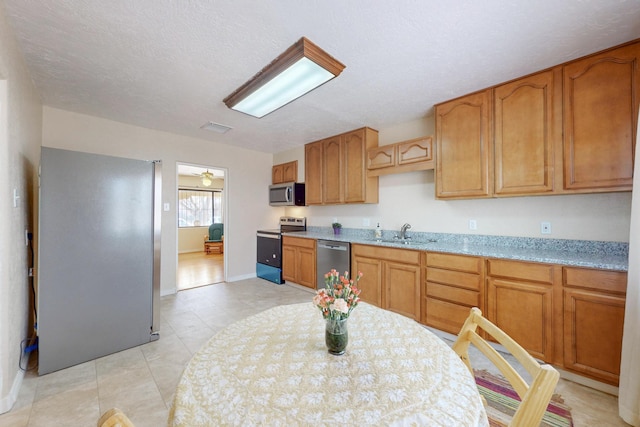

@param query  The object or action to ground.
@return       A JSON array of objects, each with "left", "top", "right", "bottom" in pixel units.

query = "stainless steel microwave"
[{"left": 269, "top": 183, "right": 305, "bottom": 206}]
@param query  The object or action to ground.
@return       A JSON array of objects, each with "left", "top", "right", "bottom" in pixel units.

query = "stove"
[{"left": 256, "top": 217, "right": 306, "bottom": 284}]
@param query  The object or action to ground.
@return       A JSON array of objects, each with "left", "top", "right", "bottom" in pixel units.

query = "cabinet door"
[
  {"left": 368, "top": 145, "right": 395, "bottom": 170},
  {"left": 435, "top": 90, "right": 492, "bottom": 199},
  {"left": 323, "top": 136, "right": 343, "bottom": 204},
  {"left": 305, "top": 141, "right": 323, "bottom": 205},
  {"left": 487, "top": 278, "right": 553, "bottom": 361},
  {"left": 282, "top": 162, "right": 297, "bottom": 182},
  {"left": 385, "top": 261, "right": 421, "bottom": 321},
  {"left": 397, "top": 137, "right": 432, "bottom": 165},
  {"left": 272, "top": 164, "right": 284, "bottom": 184},
  {"left": 563, "top": 43, "right": 640, "bottom": 191},
  {"left": 282, "top": 245, "right": 296, "bottom": 282},
  {"left": 297, "top": 247, "right": 317, "bottom": 289},
  {"left": 563, "top": 288, "right": 625, "bottom": 385},
  {"left": 494, "top": 69, "right": 559, "bottom": 195},
  {"left": 351, "top": 255, "right": 382, "bottom": 307},
  {"left": 343, "top": 129, "right": 366, "bottom": 203}
]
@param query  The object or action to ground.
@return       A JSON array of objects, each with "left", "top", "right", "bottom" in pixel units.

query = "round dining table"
[{"left": 168, "top": 302, "right": 488, "bottom": 427}]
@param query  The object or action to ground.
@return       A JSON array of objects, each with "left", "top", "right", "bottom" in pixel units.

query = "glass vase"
[{"left": 325, "top": 317, "right": 348, "bottom": 355}]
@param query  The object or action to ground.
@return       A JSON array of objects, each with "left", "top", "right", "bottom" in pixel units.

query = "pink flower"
[{"left": 330, "top": 298, "right": 349, "bottom": 314}]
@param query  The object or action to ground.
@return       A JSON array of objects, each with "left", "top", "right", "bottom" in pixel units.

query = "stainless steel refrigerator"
[{"left": 38, "top": 147, "right": 161, "bottom": 375}]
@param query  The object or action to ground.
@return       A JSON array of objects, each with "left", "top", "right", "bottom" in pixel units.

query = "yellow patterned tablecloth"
[{"left": 168, "top": 302, "right": 488, "bottom": 427}]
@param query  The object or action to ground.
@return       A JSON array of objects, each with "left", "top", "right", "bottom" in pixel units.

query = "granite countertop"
[{"left": 283, "top": 227, "right": 629, "bottom": 272}]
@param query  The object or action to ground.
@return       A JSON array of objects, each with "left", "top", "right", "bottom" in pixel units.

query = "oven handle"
[{"left": 257, "top": 232, "right": 281, "bottom": 239}]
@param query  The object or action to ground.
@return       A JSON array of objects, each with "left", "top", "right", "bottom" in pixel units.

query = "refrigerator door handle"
[{"left": 151, "top": 160, "right": 162, "bottom": 338}]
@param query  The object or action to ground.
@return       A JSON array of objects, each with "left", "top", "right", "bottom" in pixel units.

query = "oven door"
[{"left": 257, "top": 231, "right": 282, "bottom": 268}]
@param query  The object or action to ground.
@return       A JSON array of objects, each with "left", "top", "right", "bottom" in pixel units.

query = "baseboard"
[
  {"left": 0, "top": 364, "right": 25, "bottom": 414},
  {"left": 227, "top": 273, "right": 256, "bottom": 282},
  {"left": 556, "top": 368, "right": 619, "bottom": 396},
  {"left": 161, "top": 288, "right": 177, "bottom": 296}
]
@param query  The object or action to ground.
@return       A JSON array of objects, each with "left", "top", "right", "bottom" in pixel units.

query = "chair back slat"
[{"left": 452, "top": 307, "right": 560, "bottom": 427}]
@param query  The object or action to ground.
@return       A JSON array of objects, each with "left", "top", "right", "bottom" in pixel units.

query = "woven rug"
[{"left": 474, "top": 369, "right": 573, "bottom": 427}]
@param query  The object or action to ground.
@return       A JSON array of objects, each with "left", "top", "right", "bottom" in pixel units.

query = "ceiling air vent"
[{"left": 200, "top": 121, "right": 232, "bottom": 133}]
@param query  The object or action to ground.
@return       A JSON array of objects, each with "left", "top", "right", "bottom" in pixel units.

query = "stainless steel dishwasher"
[{"left": 316, "top": 239, "right": 351, "bottom": 289}]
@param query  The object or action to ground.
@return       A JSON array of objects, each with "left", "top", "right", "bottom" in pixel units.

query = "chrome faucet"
[{"left": 400, "top": 223, "right": 411, "bottom": 240}]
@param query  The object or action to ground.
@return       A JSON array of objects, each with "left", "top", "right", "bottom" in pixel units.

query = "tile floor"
[{"left": 0, "top": 278, "right": 630, "bottom": 426}]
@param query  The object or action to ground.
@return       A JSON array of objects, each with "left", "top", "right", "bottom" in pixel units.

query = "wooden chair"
[
  {"left": 97, "top": 408, "right": 135, "bottom": 427},
  {"left": 452, "top": 307, "right": 559, "bottom": 427}
]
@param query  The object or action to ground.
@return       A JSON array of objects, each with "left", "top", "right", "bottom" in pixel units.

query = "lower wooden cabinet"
[
  {"left": 351, "top": 244, "right": 421, "bottom": 321},
  {"left": 486, "top": 259, "right": 557, "bottom": 362},
  {"left": 424, "top": 252, "right": 483, "bottom": 334},
  {"left": 282, "top": 236, "right": 316, "bottom": 289},
  {"left": 563, "top": 267, "right": 627, "bottom": 385}
]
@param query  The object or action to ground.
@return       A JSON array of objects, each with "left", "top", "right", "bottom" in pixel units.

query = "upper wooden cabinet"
[
  {"left": 304, "top": 141, "right": 323, "bottom": 204},
  {"left": 367, "top": 136, "right": 434, "bottom": 176},
  {"left": 272, "top": 160, "right": 298, "bottom": 184},
  {"left": 305, "top": 127, "right": 379, "bottom": 205},
  {"left": 563, "top": 43, "right": 640, "bottom": 192},
  {"left": 435, "top": 39, "right": 639, "bottom": 199},
  {"left": 435, "top": 90, "right": 492, "bottom": 199},
  {"left": 494, "top": 69, "right": 560, "bottom": 195}
]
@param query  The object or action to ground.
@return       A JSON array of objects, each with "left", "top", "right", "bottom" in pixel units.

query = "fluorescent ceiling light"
[{"left": 224, "top": 37, "right": 345, "bottom": 118}]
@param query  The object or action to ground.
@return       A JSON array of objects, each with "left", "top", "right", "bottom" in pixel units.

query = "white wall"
[
  {"left": 0, "top": 3, "right": 43, "bottom": 412},
  {"left": 42, "top": 107, "right": 281, "bottom": 295},
  {"left": 277, "top": 117, "right": 632, "bottom": 242}
]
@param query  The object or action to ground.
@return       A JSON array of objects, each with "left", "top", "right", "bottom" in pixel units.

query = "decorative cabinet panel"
[
  {"left": 304, "top": 141, "right": 323, "bottom": 205},
  {"left": 563, "top": 42, "right": 640, "bottom": 192},
  {"left": 424, "top": 252, "right": 483, "bottom": 334},
  {"left": 322, "top": 135, "right": 344, "bottom": 204},
  {"left": 351, "top": 244, "right": 421, "bottom": 321},
  {"left": 494, "top": 69, "right": 560, "bottom": 196},
  {"left": 305, "top": 127, "right": 378, "bottom": 205},
  {"left": 282, "top": 236, "right": 316, "bottom": 289},
  {"left": 435, "top": 90, "right": 492, "bottom": 199},
  {"left": 486, "top": 259, "right": 556, "bottom": 361},
  {"left": 563, "top": 267, "right": 627, "bottom": 385},
  {"left": 272, "top": 160, "right": 298, "bottom": 184},
  {"left": 367, "top": 136, "right": 434, "bottom": 176}
]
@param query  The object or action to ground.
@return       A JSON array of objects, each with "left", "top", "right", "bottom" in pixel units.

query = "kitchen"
[{"left": 1, "top": 1, "right": 640, "bottom": 425}]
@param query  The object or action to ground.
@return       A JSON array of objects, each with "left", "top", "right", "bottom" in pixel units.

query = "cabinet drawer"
[
  {"left": 426, "top": 268, "right": 481, "bottom": 290},
  {"left": 282, "top": 236, "right": 315, "bottom": 249},
  {"left": 564, "top": 267, "right": 627, "bottom": 294},
  {"left": 425, "top": 298, "right": 473, "bottom": 335},
  {"left": 427, "top": 252, "right": 482, "bottom": 273},
  {"left": 426, "top": 282, "right": 480, "bottom": 306},
  {"left": 487, "top": 259, "right": 553, "bottom": 284},
  {"left": 352, "top": 244, "right": 420, "bottom": 264}
]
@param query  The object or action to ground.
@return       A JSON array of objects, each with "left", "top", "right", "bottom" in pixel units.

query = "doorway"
[{"left": 176, "top": 163, "right": 226, "bottom": 291}]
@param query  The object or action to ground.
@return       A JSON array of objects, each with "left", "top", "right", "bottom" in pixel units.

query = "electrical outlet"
[
  {"left": 541, "top": 221, "right": 552, "bottom": 234},
  {"left": 469, "top": 219, "right": 477, "bottom": 230},
  {"left": 25, "top": 230, "right": 29, "bottom": 246},
  {"left": 362, "top": 218, "right": 370, "bottom": 227}
]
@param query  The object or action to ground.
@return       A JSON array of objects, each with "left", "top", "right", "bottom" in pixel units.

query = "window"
[{"left": 178, "top": 189, "right": 223, "bottom": 227}]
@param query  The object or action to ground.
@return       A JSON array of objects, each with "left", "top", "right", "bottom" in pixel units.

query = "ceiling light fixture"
[
  {"left": 201, "top": 170, "right": 214, "bottom": 187},
  {"left": 223, "top": 37, "right": 346, "bottom": 118}
]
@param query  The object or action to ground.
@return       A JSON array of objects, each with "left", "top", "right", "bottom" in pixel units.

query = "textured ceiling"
[{"left": 4, "top": 1, "right": 640, "bottom": 154}]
